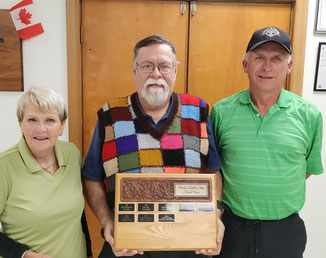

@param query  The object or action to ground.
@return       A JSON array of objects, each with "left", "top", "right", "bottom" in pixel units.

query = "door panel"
[
  {"left": 188, "top": 2, "right": 291, "bottom": 109},
  {"left": 82, "top": 0, "right": 188, "bottom": 156}
]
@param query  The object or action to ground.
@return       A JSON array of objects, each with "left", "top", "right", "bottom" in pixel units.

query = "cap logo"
[{"left": 262, "top": 27, "right": 280, "bottom": 37}]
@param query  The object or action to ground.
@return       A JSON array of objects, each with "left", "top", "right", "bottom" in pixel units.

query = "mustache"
[{"left": 144, "top": 78, "right": 168, "bottom": 90}]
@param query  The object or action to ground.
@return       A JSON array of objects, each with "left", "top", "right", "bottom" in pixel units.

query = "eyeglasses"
[{"left": 136, "top": 62, "right": 174, "bottom": 74}]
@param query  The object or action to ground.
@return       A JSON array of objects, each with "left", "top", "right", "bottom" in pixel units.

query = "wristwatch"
[{"left": 217, "top": 200, "right": 224, "bottom": 215}]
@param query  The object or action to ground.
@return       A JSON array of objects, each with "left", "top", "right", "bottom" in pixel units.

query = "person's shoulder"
[
  {"left": 285, "top": 90, "right": 321, "bottom": 114},
  {"left": 178, "top": 93, "right": 209, "bottom": 107},
  {"left": 0, "top": 144, "right": 19, "bottom": 161},
  {"left": 97, "top": 94, "right": 132, "bottom": 113},
  {"left": 56, "top": 140, "right": 80, "bottom": 155}
]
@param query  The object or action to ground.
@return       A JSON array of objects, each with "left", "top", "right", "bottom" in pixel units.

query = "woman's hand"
[{"left": 23, "top": 250, "right": 51, "bottom": 258}]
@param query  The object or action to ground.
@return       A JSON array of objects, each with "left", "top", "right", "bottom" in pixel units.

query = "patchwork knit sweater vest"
[{"left": 98, "top": 92, "right": 209, "bottom": 180}]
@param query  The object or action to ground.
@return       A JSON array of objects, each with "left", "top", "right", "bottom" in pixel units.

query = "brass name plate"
[{"left": 114, "top": 173, "right": 218, "bottom": 252}]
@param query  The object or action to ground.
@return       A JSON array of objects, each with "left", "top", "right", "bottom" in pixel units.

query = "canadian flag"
[{"left": 10, "top": 0, "right": 44, "bottom": 40}]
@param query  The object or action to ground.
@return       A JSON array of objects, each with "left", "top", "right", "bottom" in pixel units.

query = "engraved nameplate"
[
  {"left": 138, "top": 203, "right": 154, "bottom": 212},
  {"left": 159, "top": 214, "right": 175, "bottom": 222},
  {"left": 159, "top": 203, "right": 175, "bottom": 212},
  {"left": 118, "top": 214, "right": 135, "bottom": 222},
  {"left": 119, "top": 203, "right": 135, "bottom": 212},
  {"left": 138, "top": 214, "right": 154, "bottom": 222},
  {"left": 179, "top": 203, "right": 195, "bottom": 212},
  {"left": 174, "top": 182, "right": 209, "bottom": 198},
  {"left": 198, "top": 203, "right": 215, "bottom": 212}
]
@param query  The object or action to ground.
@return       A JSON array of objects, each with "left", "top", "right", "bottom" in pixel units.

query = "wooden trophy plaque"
[{"left": 114, "top": 173, "right": 218, "bottom": 251}]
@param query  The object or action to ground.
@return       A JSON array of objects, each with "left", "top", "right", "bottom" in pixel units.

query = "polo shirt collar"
[
  {"left": 239, "top": 88, "right": 291, "bottom": 108},
  {"left": 18, "top": 137, "right": 66, "bottom": 174},
  {"left": 275, "top": 88, "right": 292, "bottom": 108}
]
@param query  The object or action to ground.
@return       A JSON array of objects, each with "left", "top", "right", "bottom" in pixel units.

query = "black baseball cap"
[{"left": 246, "top": 26, "right": 291, "bottom": 54}]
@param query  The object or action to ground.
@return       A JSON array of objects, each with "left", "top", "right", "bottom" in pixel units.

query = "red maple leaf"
[{"left": 17, "top": 8, "right": 32, "bottom": 25}]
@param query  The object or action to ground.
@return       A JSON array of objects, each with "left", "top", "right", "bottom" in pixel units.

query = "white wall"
[
  {"left": 0, "top": 0, "right": 68, "bottom": 152},
  {"left": 300, "top": 0, "right": 326, "bottom": 257},
  {"left": 0, "top": 0, "right": 325, "bottom": 257}
]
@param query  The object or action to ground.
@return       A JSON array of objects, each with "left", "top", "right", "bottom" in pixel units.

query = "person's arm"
[
  {"left": 195, "top": 117, "right": 224, "bottom": 256},
  {"left": 81, "top": 211, "right": 93, "bottom": 258},
  {"left": 82, "top": 121, "right": 143, "bottom": 257},
  {"left": 83, "top": 178, "right": 142, "bottom": 257},
  {"left": 0, "top": 232, "right": 29, "bottom": 258}
]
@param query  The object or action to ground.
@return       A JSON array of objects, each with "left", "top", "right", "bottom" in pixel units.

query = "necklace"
[{"left": 42, "top": 164, "right": 56, "bottom": 175}]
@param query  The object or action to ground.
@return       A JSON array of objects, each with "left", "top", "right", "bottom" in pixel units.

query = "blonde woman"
[{"left": 0, "top": 86, "right": 91, "bottom": 258}]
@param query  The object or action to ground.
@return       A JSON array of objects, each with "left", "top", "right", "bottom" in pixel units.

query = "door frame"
[{"left": 66, "top": 0, "right": 309, "bottom": 152}]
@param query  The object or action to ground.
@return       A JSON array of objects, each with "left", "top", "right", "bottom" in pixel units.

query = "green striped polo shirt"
[{"left": 210, "top": 88, "right": 323, "bottom": 220}]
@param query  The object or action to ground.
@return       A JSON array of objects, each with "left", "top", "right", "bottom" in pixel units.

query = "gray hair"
[
  {"left": 132, "top": 34, "right": 178, "bottom": 65},
  {"left": 243, "top": 52, "right": 292, "bottom": 64},
  {"left": 17, "top": 86, "right": 67, "bottom": 122}
]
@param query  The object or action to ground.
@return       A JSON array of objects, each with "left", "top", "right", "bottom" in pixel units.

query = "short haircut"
[
  {"left": 133, "top": 34, "right": 177, "bottom": 64},
  {"left": 17, "top": 86, "right": 67, "bottom": 122}
]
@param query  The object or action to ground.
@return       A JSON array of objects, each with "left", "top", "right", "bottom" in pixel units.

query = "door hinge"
[
  {"left": 190, "top": 1, "right": 197, "bottom": 16},
  {"left": 180, "top": 1, "right": 186, "bottom": 15}
]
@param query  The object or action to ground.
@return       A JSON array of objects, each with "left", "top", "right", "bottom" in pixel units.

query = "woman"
[{"left": 0, "top": 86, "right": 91, "bottom": 258}]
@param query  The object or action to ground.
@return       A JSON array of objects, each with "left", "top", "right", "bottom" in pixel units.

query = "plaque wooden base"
[{"left": 114, "top": 173, "right": 218, "bottom": 251}]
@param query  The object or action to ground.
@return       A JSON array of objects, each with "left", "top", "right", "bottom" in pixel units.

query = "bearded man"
[{"left": 82, "top": 34, "right": 224, "bottom": 258}]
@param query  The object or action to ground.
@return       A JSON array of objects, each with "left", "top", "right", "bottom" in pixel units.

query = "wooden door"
[
  {"left": 82, "top": 0, "right": 188, "bottom": 255},
  {"left": 81, "top": 1, "right": 292, "bottom": 256},
  {"left": 188, "top": 2, "right": 291, "bottom": 108},
  {"left": 82, "top": 0, "right": 188, "bottom": 156}
]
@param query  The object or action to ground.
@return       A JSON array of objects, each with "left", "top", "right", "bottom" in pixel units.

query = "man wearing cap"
[{"left": 210, "top": 26, "right": 323, "bottom": 258}]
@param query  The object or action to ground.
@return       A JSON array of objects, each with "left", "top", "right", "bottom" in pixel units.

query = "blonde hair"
[{"left": 17, "top": 86, "right": 67, "bottom": 122}]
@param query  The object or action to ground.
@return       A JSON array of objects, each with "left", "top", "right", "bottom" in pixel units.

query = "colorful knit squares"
[
  {"left": 103, "top": 102, "right": 110, "bottom": 111},
  {"left": 183, "top": 135, "right": 200, "bottom": 152},
  {"left": 121, "top": 169, "right": 140, "bottom": 173},
  {"left": 102, "top": 141, "right": 117, "bottom": 161},
  {"left": 141, "top": 167, "right": 164, "bottom": 173},
  {"left": 103, "top": 111, "right": 112, "bottom": 125},
  {"left": 113, "top": 121, "right": 136, "bottom": 138},
  {"left": 200, "top": 138, "right": 209, "bottom": 155},
  {"left": 118, "top": 152, "right": 139, "bottom": 171},
  {"left": 200, "top": 123, "right": 208, "bottom": 138},
  {"left": 185, "top": 167, "right": 201, "bottom": 174},
  {"left": 162, "top": 149, "right": 185, "bottom": 166},
  {"left": 116, "top": 135, "right": 138, "bottom": 155},
  {"left": 105, "top": 126, "right": 114, "bottom": 142},
  {"left": 110, "top": 107, "right": 132, "bottom": 123},
  {"left": 134, "top": 119, "right": 147, "bottom": 133},
  {"left": 139, "top": 149, "right": 163, "bottom": 167},
  {"left": 129, "top": 105, "right": 137, "bottom": 119},
  {"left": 200, "top": 107, "right": 208, "bottom": 122},
  {"left": 181, "top": 105, "right": 200, "bottom": 121},
  {"left": 200, "top": 98, "right": 207, "bottom": 108},
  {"left": 180, "top": 94, "right": 200, "bottom": 106},
  {"left": 185, "top": 149, "right": 201, "bottom": 168},
  {"left": 164, "top": 167, "right": 185, "bottom": 174},
  {"left": 181, "top": 119, "right": 200, "bottom": 137},
  {"left": 167, "top": 117, "right": 181, "bottom": 134},
  {"left": 103, "top": 157, "right": 118, "bottom": 177},
  {"left": 137, "top": 134, "right": 160, "bottom": 149},
  {"left": 161, "top": 134, "right": 183, "bottom": 149},
  {"left": 109, "top": 97, "right": 129, "bottom": 108}
]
